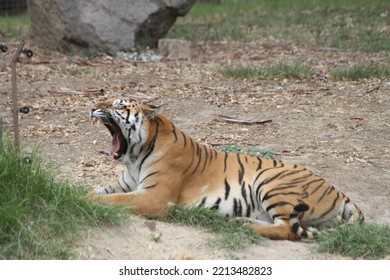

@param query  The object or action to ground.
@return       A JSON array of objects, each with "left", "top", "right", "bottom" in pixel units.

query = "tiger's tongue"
[{"left": 110, "top": 132, "right": 121, "bottom": 157}]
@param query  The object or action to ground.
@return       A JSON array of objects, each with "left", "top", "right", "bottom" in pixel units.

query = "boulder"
[{"left": 26, "top": 0, "right": 196, "bottom": 56}]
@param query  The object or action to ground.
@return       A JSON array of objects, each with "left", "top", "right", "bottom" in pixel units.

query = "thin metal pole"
[
  {"left": 10, "top": 40, "right": 25, "bottom": 152},
  {"left": 0, "top": 117, "right": 3, "bottom": 149}
]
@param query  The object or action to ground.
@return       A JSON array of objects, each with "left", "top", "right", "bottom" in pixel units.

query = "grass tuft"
[
  {"left": 0, "top": 133, "right": 128, "bottom": 259},
  {"left": 220, "top": 59, "right": 313, "bottom": 79},
  {"left": 316, "top": 223, "right": 390, "bottom": 259},
  {"left": 61, "top": 66, "right": 95, "bottom": 77},
  {"left": 331, "top": 64, "right": 390, "bottom": 80},
  {"left": 219, "top": 144, "right": 275, "bottom": 159},
  {"left": 166, "top": 205, "right": 264, "bottom": 250},
  {"left": 169, "top": 0, "right": 389, "bottom": 52},
  {"left": 0, "top": 13, "right": 30, "bottom": 40}
]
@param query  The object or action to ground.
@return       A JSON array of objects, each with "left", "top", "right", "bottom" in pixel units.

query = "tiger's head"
[{"left": 91, "top": 98, "right": 160, "bottom": 161}]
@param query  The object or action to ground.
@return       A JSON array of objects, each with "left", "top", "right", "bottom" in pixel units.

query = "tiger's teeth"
[{"left": 114, "top": 152, "right": 118, "bottom": 157}]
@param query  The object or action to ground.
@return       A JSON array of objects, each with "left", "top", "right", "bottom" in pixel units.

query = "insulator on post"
[
  {"left": 19, "top": 106, "right": 30, "bottom": 114},
  {"left": 22, "top": 48, "right": 33, "bottom": 58}
]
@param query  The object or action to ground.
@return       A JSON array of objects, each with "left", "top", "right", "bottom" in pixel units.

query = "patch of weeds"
[
  {"left": 219, "top": 65, "right": 259, "bottom": 79},
  {"left": 166, "top": 205, "right": 264, "bottom": 250},
  {"left": 219, "top": 144, "right": 275, "bottom": 159},
  {"left": 0, "top": 132, "right": 128, "bottom": 259},
  {"left": 168, "top": 0, "right": 389, "bottom": 52},
  {"left": 61, "top": 66, "right": 95, "bottom": 77},
  {"left": 0, "top": 13, "right": 30, "bottom": 40},
  {"left": 220, "top": 59, "right": 313, "bottom": 79},
  {"left": 316, "top": 223, "right": 390, "bottom": 259},
  {"left": 331, "top": 64, "right": 390, "bottom": 80}
]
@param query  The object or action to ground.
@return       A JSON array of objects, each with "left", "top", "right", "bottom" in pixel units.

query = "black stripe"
[
  {"left": 309, "top": 180, "right": 326, "bottom": 194},
  {"left": 278, "top": 168, "right": 307, "bottom": 179},
  {"left": 296, "top": 176, "right": 322, "bottom": 188},
  {"left": 223, "top": 153, "right": 228, "bottom": 173},
  {"left": 210, "top": 197, "right": 222, "bottom": 210},
  {"left": 241, "top": 182, "right": 248, "bottom": 207},
  {"left": 316, "top": 185, "right": 333, "bottom": 203},
  {"left": 253, "top": 167, "right": 276, "bottom": 190},
  {"left": 190, "top": 142, "right": 202, "bottom": 176},
  {"left": 138, "top": 121, "right": 159, "bottom": 172},
  {"left": 114, "top": 110, "right": 126, "bottom": 120},
  {"left": 125, "top": 109, "right": 131, "bottom": 124},
  {"left": 263, "top": 191, "right": 301, "bottom": 202},
  {"left": 183, "top": 138, "right": 196, "bottom": 174},
  {"left": 233, "top": 198, "right": 243, "bottom": 217},
  {"left": 248, "top": 184, "right": 256, "bottom": 212},
  {"left": 261, "top": 184, "right": 299, "bottom": 200},
  {"left": 259, "top": 170, "right": 291, "bottom": 202},
  {"left": 245, "top": 205, "right": 251, "bottom": 217},
  {"left": 119, "top": 172, "right": 132, "bottom": 191},
  {"left": 171, "top": 123, "right": 178, "bottom": 143},
  {"left": 272, "top": 213, "right": 284, "bottom": 220},
  {"left": 265, "top": 201, "right": 293, "bottom": 212},
  {"left": 134, "top": 111, "right": 139, "bottom": 123},
  {"left": 139, "top": 171, "right": 159, "bottom": 184},
  {"left": 198, "top": 197, "right": 207, "bottom": 208},
  {"left": 319, "top": 192, "right": 340, "bottom": 219},
  {"left": 209, "top": 147, "right": 213, "bottom": 165},
  {"left": 256, "top": 158, "right": 262, "bottom": 171},
  {"left": 200, "top": 145, "right": 209, "bottom": 174},
  {"left": 224, "top": 179, "right": 231, "bottom": 200},
  {"left": 237, "top": 154, "right": 244, "bottom": 184},
  {"left": 290, "top": 212, "right": 299, "bottom": 219},
  {"left": 291, "top": 223, "right": 300, "bottom": 233},
  {"left": 180, "top": 131, "right": 187, "bottom": 148},
  {"left": 144, "top": 184, "right": 158, "bottom": 189}
]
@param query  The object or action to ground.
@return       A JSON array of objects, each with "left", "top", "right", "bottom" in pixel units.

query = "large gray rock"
[{"left": 27, "top": 0, "right": 196, "bottom": 56}]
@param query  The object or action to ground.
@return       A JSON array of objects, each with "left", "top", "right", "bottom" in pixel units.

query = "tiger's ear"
[{"left": 141, "top": 102, "right": 163, "bottom": 119}]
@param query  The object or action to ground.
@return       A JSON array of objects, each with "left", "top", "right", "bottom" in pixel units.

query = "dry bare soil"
[{"left": 1, "top": 40, "right": 389, "bottom": 259}]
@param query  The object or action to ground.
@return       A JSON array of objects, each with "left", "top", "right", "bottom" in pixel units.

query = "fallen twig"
[{"left": 216, "top": 114, "right": 272, "bottom": 125}]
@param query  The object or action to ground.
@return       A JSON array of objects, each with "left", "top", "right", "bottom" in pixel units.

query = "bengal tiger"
[{"left": 88, "top": 98, "right": 364, "bottom": 240}]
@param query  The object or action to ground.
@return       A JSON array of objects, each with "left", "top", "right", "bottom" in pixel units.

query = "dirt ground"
[{"left": 0, "top": 40, "right": 389, "bottom": 259}]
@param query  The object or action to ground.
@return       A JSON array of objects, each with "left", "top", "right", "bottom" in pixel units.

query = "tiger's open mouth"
[{"left": 92, "top": 117, "right": 128, "bottom": 160}]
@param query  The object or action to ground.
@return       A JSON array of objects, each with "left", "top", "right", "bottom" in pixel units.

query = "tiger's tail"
[{"left": 289, "top": 203, "right": 317, "bottom": 240}]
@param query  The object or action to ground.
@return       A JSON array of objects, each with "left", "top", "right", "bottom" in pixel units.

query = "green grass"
[
  {"left": 0, "top": 134, "right": 128, "bottom": 259},
  {"left": 316, "top": 223, "right": 390, "bottom": 259},
  {"left": 166, "top": 205, "right": 264, "bottom": 250},
  {"left": 220, "top": 59, "right": 313, "bottom": 79},
  {"left": 219, "top": 144, "right": 275, "bottom": 158},
  {"left": 167, "top": 204, "right": 390, "bottom": 258},
  {"left": 169, "top": 0, "right": 390, "bottom": 52},
  {"left": 0, "top": 13, "right": 30, "bottom": 40},
  {"left": 331, "top": 64, "right": 390, "bottom": 80},
  {"left": 61, "top": 66, "right": 95, "bottom": 76}
]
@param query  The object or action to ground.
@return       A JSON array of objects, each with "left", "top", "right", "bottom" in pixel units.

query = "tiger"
[{"left": 88, "top": 98, "right": 364, "bottom": 240}]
